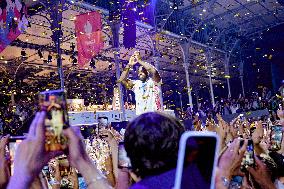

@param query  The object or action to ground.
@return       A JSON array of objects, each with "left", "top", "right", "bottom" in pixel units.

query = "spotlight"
[
  {"left": 47, "top": 54, "right": 52, "bottom": 63},
  {"left": 21, "top": 50, "right": 26, "bottom": 57},
  {"left": 70, "top": 43, "right": 75, "bottom": 51},
  {"left": 70, "top": 55, "right": 77, "bottom": 65},
  {"left": 90, "top": 58, "right": 96, "bottom": 69},
  {"left": 108, "top": 63, "right": 112, "bottom": 70},
  {"left": 72, "top": 57, "right": 77, "bottom": 65},
  {"left": 38, "top": 50, "right": 43, "bottom": 59}
]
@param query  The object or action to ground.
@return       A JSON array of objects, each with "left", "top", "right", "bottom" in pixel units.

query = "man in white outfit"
[{"left": 117, "top": 51, "right": 162, "bottom": 115}]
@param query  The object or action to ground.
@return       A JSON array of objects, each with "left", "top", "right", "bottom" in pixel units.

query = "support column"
[
  {"left": 239, "top": 61, "right": 245, "bottom": 97},
  {"left": 49, "top": 0, "right": 65, "bottom": 90},
  {"left": 110, "top": 21, "right": 126, "bottom": 121},
  {"left": 184, "top": 64, "right": 193, "bottom": 109},
  {"left": 208, "top": 72, "right": 215, "bottom": 107},
  {"left": 225, "top": 54, "right": 231, "bottom": 98},
  {"left": 11, "top": 92, "right": 15, "bottom": 106},
  {"left": 181, "top": 42, "right": 193, "bottom": 109},
  {"left": 153, "top": 55, "right": 164, "bottom": 110},
  {"left": 240, "top": 75, "right": 245, "bottom": 97},
  {"left": 206, "top": 51, "right": 215, "bottom": 107},
  {"left": 179, "top": 93, "right": 183, "bottom": 112}
]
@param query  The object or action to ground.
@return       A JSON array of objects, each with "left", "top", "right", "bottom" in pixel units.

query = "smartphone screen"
[
  {"left": 240, "top": 139, "right": 255, "bottom": 171},
  {"left": 175, "top": 132, "right": 219, "bottom": 189},
  {"left": 270, "top": 125, "right": 283, "bottom": 151},
  {"left": 39, "top": 89, "right": 69, "bottom": 151},
  {"left": 9, "top": 136, "right": 25, "bottom": 175},
  {"left": 230, "top": 176, "right": 243, "bottom": 188},
  {"left": 78, "top": 176, "right": 87, "bottom": 189},
  {"left": 118, "top": 142, "right": 132, "bottom": 169}
]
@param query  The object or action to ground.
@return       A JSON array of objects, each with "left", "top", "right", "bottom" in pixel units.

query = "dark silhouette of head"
[
  {"left": 124, "top": 112, "right": 185, "bottom": 178},
  {"left": 138, "top": 66, "right": 149, "bottom": 82}
]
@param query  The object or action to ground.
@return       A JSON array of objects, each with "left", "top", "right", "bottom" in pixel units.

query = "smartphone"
[
  {"left": 9, "top": 136, "right": 25, "bottom": 175},
  {"left": 230, "top": 176, "right": 243, "bottom": 189},
  {"left": 239, "top": 114, "right": 245, "bottom": 122},
  {"left": 270, "top": 125, "right": 283, "bottom": 151},
  {"left": 57, "top": 155, "right": 71, "bottom": 176},
  {"left": 42, "top": 165, "right": 51, "bottom": 180},
  {"left": 78, "top": 176, "right": 88, "bottom": 189},
  {"left": 118, "top": 142, "right": 132, "bottom": 169},
  {"left": 240, "top": 139, "right": 255, "bottom": 171},
  {"left": 174, "top": 132, "right": 219, "bottom": 189},
  {"left": 39, "top": 89, "right": 69, "bottom": 151}
]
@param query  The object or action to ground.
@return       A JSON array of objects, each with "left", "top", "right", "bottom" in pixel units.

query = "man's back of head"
[{"left": 124, "top": 112, "right": 185, "bottom": 179}]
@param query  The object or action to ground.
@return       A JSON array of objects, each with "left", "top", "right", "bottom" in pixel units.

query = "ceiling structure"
[{"left": 0, "top": 0, "right": 283, "bottom": 106}]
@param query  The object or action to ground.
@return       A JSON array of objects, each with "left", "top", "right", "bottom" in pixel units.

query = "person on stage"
[{"left": 117, "top": 51, "right": 162, "bottom": 115}]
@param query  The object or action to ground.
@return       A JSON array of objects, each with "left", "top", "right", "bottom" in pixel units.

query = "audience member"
[
  {"left": 118, "top": 112, "right": 185, "bottom": 189},
  {"left": 7, "top": 111, "right": 112, "bottom": 189}
]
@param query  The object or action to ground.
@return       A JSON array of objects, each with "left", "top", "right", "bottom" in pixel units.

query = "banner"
[
  {"left": 75, "top": 11, "right": 103, "bottom": 68},
  {"left": 120, "top": 0, "right": 157, "bottom": 49},
  {"left": 121, "top": 0, "right": 137, "bottom": 49},
  {"left": 0, "top": 0, "right": 28, "bottom": 53}
]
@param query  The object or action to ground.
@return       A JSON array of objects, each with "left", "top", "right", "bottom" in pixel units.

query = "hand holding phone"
[
  {"left": 8, "top": 136, "right": 25, "bottom": 175},
  {"left": 230, "top": 176, "right": 243, "bottom": 189},
  {"left": 239, "top": 114, "right": 245, "bottom": 122},
  {"left": 174, "top": 132, "right": 219, "bottom": 189},
  {"left": 118, "top": 142, "right": 132, "bottom": 169},
  {"left": 269, "top": 125, "right": 283, "bottom": 151},
  {"left": 39, "top": 90, "right": 69, "bottom": 151},
  {"left": 240, "top": 139, "right": 255, "bottom": 172},
  {"left": 7, "top": 112, "right": 67, "bottom": 189}
]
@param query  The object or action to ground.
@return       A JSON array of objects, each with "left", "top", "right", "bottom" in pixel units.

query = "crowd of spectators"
[
  {"left": 0, "top": 84, "right": 284, "bottom": 189},
  {"left": 0, "top": 98, "right": 37, "bottom": 136},
  {"left": 0, "top": 98, "right": 284, "bottom": 188},
  {"left": 180, "top": 86, "right": 283, "bottom": 126}
]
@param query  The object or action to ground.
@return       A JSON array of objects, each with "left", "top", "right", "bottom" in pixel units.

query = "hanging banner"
[
  {"left": 120, "top": 0, "right": 157, "bottom": 49},
  {"left": 0, "top": 0, "right": 28, "bottom": 53},
  {"left": 75, "top": 11, "right": 103, "bottom": 68},
  {"left": 121, "top": 0, "right": 137, "bottom": 49}
]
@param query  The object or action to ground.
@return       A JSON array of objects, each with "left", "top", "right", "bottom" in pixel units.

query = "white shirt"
[
  {"left": 230, "top": 104, "right": 239, "bottom": 114},
  {"left": 275, "top": 179, "right": 284, "bottom": 189},
  {"left": 131, "top": 78, "right": 162, "bottom": 115}
]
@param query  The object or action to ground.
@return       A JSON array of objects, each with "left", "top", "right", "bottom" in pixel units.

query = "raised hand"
[
  {"left": 218, "top": 139, "right": 248, "bottom": 179},
  {"left": 247, "top": 156, "right": 276, "bottom": 189},
  {"left": 7, "top": 111, "right": 63, "bottom": 189},
  {"left": 252, "top": 121, "right": 264, "bottom": 145},
  {"left": 128, "top": 55, "right": 137, "bottom": 66},
  {"left": 0, "top": 135, "right": 10, "bottom": 188},
  {"left": 63, "top": 127, "right": 112, "bottom": 189},
  {"left": 133, "top": 51, "right": 141, "bottom": 62}
]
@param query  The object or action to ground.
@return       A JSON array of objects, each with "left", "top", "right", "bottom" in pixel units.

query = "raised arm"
[
  {"left": 117, "top": 56, "right": 136, "bottom": 89},
  {"left": 134, "top": 51, "right": 161, "bottom": 83}
]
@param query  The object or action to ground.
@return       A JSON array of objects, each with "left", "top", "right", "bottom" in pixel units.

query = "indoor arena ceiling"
[{"left": 0, "top": 0, "right": 283, "bottom": 93}]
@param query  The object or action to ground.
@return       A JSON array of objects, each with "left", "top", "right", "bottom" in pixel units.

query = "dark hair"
[
  {"left": 139, "top": 66, "right": 149, "bottom": 77},
  {"left": 124, "top": 112, "right": 185, "bottom": 178}
]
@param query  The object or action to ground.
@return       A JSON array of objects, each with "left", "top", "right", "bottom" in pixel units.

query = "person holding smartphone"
[{"left": 7, "top": 111, "right": 113, "bottom": 189}]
